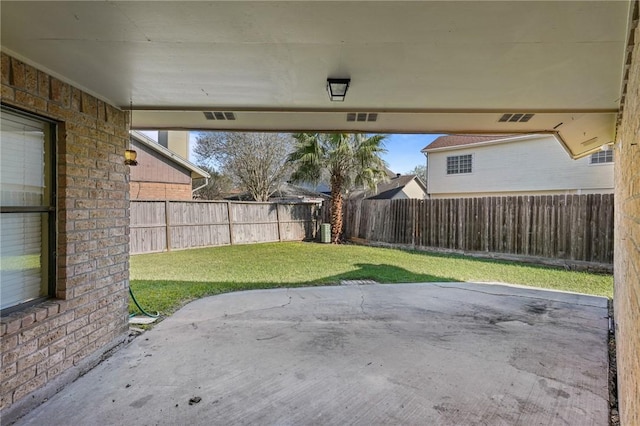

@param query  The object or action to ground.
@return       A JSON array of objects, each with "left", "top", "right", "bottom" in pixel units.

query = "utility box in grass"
[{"left": 320, "top": 223, "right": 331, "bottom": 243}]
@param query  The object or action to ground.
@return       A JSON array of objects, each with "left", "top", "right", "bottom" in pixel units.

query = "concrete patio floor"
[{"left": 15, "top": 283, "right": 609, "bottom": 425}]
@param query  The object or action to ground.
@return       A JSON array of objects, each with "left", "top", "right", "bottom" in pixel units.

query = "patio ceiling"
[{"left": 1, "top": 1, "right": 634, "bottom": 158}]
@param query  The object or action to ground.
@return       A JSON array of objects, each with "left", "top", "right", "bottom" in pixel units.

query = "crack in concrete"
[
  {"left": 358, "top": 286, "right": 367, "bottom": 315},
  {"left": 280, "top": 288, "right": 293, "bottom": 308}
]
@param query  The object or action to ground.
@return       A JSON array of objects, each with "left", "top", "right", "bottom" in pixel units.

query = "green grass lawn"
[{"left": 129, "top": 242, "right": 613, "bottom": 317}]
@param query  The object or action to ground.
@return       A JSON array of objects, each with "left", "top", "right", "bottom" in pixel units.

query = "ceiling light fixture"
[{"left": 327, "top": 78, "right": 350, "bottom": 102}]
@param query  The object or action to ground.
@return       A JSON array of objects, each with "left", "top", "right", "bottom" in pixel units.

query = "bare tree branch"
[{"left": 194, "top": 132, "right": 294, "bottom": 201}]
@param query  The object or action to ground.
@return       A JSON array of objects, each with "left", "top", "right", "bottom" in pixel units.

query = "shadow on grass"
[
  {"left": 392, "top": 246, "right": 613, "bottom": 275},
  {"left": 129, "top": 262, "right": 456, "bottom": 317}
]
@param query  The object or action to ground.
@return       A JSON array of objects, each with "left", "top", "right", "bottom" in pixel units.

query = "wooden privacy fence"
[
  {"left": 130, "top": 200, "right": 322, "bottom": 254},
  {"left": 343, "top": 194, "right": 614, "bottom": 264}
]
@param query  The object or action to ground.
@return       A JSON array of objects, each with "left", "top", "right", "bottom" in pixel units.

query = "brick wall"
[
  {"left": 0, "top": 53, "right": 130, "bottom": 419},
  {"left": 129, "top": 181, "right": 193, "bottom": 200},
  {"left": 614, "top": 11, "right": 640, "bottom": 426},
  {"left": 128, "top": 137, "right": 194, "bottom": 200}
]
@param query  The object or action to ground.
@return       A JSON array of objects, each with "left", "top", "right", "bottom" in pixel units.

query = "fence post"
[
  {"left": 227, "top": 201, "right": 235, "bottom": 245},
  {"left": 165, "top": 200, "right": 172, "bottom": 252},
  {"left": 275, "top": 203, "right": 283, "bottom": 242}
]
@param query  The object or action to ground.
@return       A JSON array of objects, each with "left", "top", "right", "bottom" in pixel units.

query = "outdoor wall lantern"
[
  {"left": 327, "top": 78, "right": 350, "bottom": 102},
  {"left": 124, "top": 149, "right": 138, "bottom": 166}
]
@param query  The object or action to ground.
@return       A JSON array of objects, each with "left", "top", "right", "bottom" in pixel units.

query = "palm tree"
[{"left": 288, "top": 133, "right": 388, "bottom": 243}]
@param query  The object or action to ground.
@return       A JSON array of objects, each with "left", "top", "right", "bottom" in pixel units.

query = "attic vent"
[
  {"left": 346, "top": 112, "right": 378, "bottom": 122},
  {"left": 203, "top": 111, "right": 236, "bottom": 120},
  {"left": 498, "top": 113, "right": 535, "bottom": 123}
]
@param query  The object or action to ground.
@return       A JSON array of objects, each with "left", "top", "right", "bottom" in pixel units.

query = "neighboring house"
[
  {"left": 366, "top": 174, "right": 428, "bottom": 200},
  {"left": 422, "top": 134, "right": 614, "bottom": 198},
  {"left": 225, "top": 183, "right": 329, "bottom": 203},
  {"left": 129, "top": 131, "right": 210, "bottom": 200},
  {"left": 158, "top": 130, "right": 190, "bottom": 160}
]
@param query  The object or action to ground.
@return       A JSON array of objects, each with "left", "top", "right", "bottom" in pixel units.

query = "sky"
[
  {"left": 380, "top": 134, "right": 441, "bottom": 174},
  {"left": 141, "top": 130, "right": 441, "bottom": 175}
]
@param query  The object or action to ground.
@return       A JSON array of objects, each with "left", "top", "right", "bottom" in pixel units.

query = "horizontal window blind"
[
  {"left": 1, "top": 111, "right": 49, "bottom": 310},
  {"left": 1, "top": 114, "right": 46, "bottom": 207},
  {"left": 0, "top": 214, "right": 44, "bottom": 309}
]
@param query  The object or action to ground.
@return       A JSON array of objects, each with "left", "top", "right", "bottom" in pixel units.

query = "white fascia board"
[{"left": 423, "top": 134, "right": 554, "bottom": 153}]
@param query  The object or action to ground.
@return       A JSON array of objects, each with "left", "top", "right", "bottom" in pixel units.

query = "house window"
[
  {"left": 0, "top": 108, "right": 56, "bottom": 311},
  {"left": 446, "top": 154, "right": 472, "bottom": 174},
  {"left": 590, "top": 150, "right": 613, "bottom": 164}
]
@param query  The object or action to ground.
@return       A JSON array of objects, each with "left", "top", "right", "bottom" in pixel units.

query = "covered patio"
[
  {"left": 1, "top": 1, "right": 638, "bottom": 424},
  {"left": 16, "top": 283, "right": 609, "bottom": 425}
]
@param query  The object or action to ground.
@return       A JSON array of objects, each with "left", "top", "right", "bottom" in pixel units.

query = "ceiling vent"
[
  {"left": 580, "top": 137, "right": 599, "bottom": 147},
  {"left": 498, "top": 113, "right": 535, "bottom": 123},
  {"left": 346, "top": 113, "right": 378, "bottom": 122},
  {"left": 203, "top": 111, "right": 236, "bottom": 120}
]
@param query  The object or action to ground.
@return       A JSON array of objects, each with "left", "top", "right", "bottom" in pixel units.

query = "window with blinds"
[{"left": 1, "top": 109, "right": 55, "bottom": 311}]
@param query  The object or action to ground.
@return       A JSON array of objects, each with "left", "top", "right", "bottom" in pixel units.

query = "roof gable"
[
  {"left": 130, "top": 131, "right": 210, "bottom": 180},
  {"left": 366, "top": 174, "right": 427, "bottom": 200},
  {"left": 422, "top": 134, "right": 556, "bottom": 152}
]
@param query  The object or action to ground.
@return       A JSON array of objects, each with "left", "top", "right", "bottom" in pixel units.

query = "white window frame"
[
  {"left": 589, "top": 150, "right": 613, "bottom": 165},
  {"left": 1, "top": 107, "right": 56, "bottom": 313},
  {"left": 446, "top": 154, "right": 473, "bottom": 175}
]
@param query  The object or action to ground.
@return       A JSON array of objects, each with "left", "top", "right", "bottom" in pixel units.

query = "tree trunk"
[{"left": 330, "top": 174, "right": 344, "bottom": 244}]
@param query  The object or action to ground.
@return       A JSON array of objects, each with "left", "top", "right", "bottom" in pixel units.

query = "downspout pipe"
[{"left": 192, "top": 176, "right": 209, "bottom": 197}]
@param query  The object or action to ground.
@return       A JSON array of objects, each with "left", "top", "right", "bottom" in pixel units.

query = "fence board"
[
  {"left": 130, "top": 200, "right": 321, "bottom": 254},
  {"left": 342, "top": 194, "right": 613, "bottom": 264}
]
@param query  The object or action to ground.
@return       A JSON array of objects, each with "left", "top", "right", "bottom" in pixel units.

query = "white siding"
[
  {"left": 426, "top": 135, "right": 613, "bottom": 197},
  {"left": 397, "top": 180, "right": 427, "bottom": 199}
]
